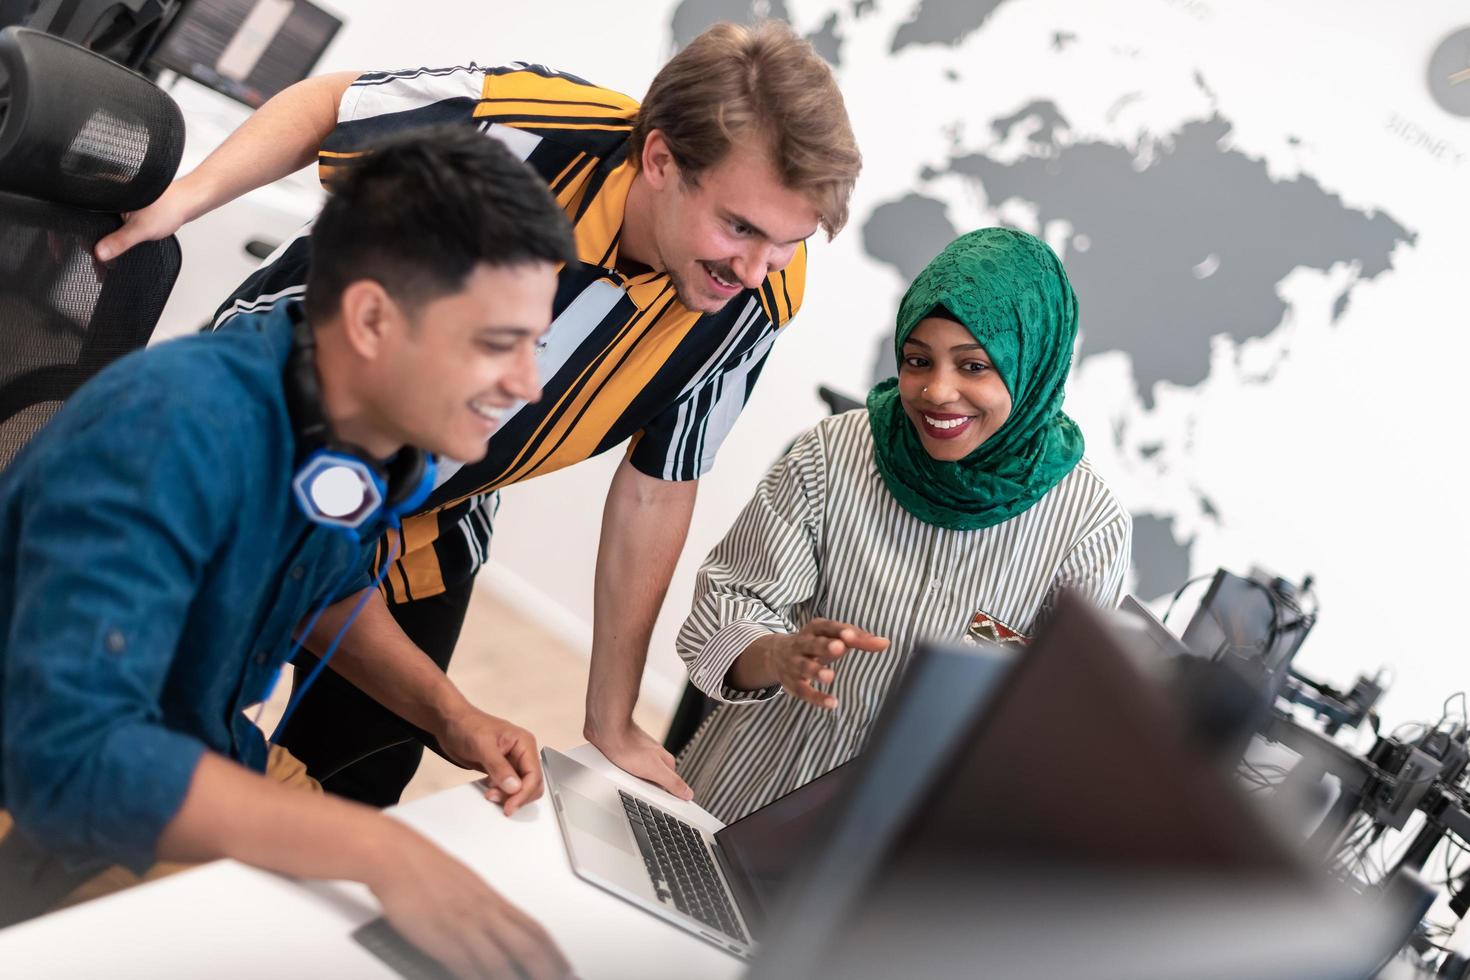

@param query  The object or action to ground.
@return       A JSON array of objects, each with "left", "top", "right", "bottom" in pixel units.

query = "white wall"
[{"left": 157, "top": 0, "right": 1470, "bottom": 735}]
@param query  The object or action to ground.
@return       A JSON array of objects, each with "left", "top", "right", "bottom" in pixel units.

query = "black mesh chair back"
[{"left": 0, "top": 26, "right": 183, "bottom": 468}]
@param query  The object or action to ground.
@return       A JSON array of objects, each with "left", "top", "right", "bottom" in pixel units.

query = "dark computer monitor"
[
  {"left": 1118, "top": 594, "right": 1273, "bottom": 762},
  {"left": 751, "top": 592, "right": 1385, "bottom": 980},
  {"left": 148, "top": 0, "right": 340, "bottom": 108},
  {"left": 1181, "top": 569, "right": 1313, "bottom": 704}
]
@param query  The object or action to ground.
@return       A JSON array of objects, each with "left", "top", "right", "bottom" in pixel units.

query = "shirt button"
[
  {"left": 290, "top": 565, "right": 305, "bottom": 580},
  {"left": 104, "top": 630, "right": 126, "bottom": 654},
  {"left": 254, "top": 650, "right": 269, "bottom": 665},
  {"left": 929, "top": 578, "right": 942, "bottom": 591}
]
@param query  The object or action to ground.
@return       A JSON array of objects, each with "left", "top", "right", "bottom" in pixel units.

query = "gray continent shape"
[
  {"left": 992, "top": 99, "right": 1069, "bottom": 147},
  {"left": 806, "top": 12, "right": 845, "bottom": 66},
  {"left": 670, "top": 0, "right": 793, "bottom": 50},
  {"left": 670, "top": 0, "right": 844, "bottom": 66},
  {"left": 862, "top": 192, "right": 961, "bottom": 381},
  {"left": 1130, "top": 515, "right": 1192, "bottom": 601},
  {"left": 944, "top": 107, "right": 1415, "bottom": 408},
  {"left": 892, "top": 0, "right": 1013, "bottom": 53}
]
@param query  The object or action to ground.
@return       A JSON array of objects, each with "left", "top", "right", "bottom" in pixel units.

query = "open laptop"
[
  {"left": 542, "top": 639, "right": 1016, "bottom": 959},
  {"left": 749, "top": 592, "right": 1391, "bottom": 980}
]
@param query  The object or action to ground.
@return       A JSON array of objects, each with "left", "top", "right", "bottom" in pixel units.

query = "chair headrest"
[{"left": 0, "top": 26, "right": 183, "bottom": 212}]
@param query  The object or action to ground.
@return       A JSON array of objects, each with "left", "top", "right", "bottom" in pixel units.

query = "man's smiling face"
[{"left": 641, "top": 134, "right": 820, "bottom": 313}]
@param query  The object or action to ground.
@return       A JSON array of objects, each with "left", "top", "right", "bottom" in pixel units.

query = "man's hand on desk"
[
  {"left": 367, "top": 825, "right": 573, "bottom": 980},
  {"left": 437, "top": 708, "right": 544, "bottom": 817},
  {"left": 585, "top": 718, "right": 694, "bottom": 801}
]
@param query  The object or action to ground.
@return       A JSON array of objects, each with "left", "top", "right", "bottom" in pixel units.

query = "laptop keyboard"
[{"left": 617, "top": 790, "right": 747, "bottom": 943}]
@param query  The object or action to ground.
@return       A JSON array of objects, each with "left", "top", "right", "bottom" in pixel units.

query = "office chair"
[
  {"left": 0, "top": 26, "right": 183, "bottom": 469},
  {"left": 661, "top": 384, "right": 865, "bottom": 757}
]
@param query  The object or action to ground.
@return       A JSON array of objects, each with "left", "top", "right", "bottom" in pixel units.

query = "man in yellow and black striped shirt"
[{"left": 98, "top": 22, "right": 860, "bottom": 806}]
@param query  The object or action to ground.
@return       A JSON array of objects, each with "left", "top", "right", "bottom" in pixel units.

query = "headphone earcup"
[
  {"left": 292, "top": 450, "right": 389, "bottom": 531},
  {"left": 285, "top": 303, "right": 434, "bottom": 531},
  {"left": 382, "top": 449, "right": 437, "bottom": 522},
  {"left": 283, "top": 305, "right": 339, "bottom": 453}
]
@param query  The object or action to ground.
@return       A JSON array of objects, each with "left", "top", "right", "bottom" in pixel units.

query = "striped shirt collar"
[{"left": 573, "top": 159, "right": 671, "bottom": 311}]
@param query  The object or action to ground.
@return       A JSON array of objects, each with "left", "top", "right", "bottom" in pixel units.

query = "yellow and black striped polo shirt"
[{"left": 213, "top": 62, "right": 807, "bottom": 603}]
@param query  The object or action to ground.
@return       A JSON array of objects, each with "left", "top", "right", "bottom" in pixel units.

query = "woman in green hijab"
[{"left": 674, "top": 228, "right": 1132, "bottom": 823}]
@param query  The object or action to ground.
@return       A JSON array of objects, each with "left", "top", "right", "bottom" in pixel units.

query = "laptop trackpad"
[{"left": 563, "top": 786, "right": 638, "bottom": 856}]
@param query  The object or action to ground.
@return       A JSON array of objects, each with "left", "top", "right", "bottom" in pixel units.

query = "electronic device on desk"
[
  {"left": 1288, "top": 716, "right": 1470, "bottom": 860},
  {"left": 1146, "top": 568, "right": 1387, "bottom": 760},
  {"left": 1179, "top": 567, "right": 1317, "bottom": 706},
  {"left": 1296, "top": 717, "right": 1470, "bottom": 976},
  {"left": 751, "top": 592, "right": 1389, "bottom": 980},
  {"left": 1117, "top": 594, "right": 1271, "bottom": 763},
  {"left": 1284, "top": 668, "right": 1386, "bottom": 737},
  {"left": 148, "top": 0, "right": 341, "bottom": 108},
  {"left": 1124, "top": 574, "right": 1393, "bottom": 843},
  {"left": 1141, "top": 566, "right": 1381, "bottom": 741},
  {"left": 1135, "top": 566, "right": 1470, "bottom": 975},
  {"left": 352, "top": 918, "right": 453, "bottom": 980},
  {"left": 542, "top": 640, "right": 1017, "bottom": 960},
  {"left": 1120, "top": 579, "right": 1377, "bottom": 778}
]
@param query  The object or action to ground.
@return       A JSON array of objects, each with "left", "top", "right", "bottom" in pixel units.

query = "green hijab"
[{"left": 866, "top": 228, "right": 1084, "bottom": 531}]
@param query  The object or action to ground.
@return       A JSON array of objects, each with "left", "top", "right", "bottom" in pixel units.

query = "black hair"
[
  {"left": 304, "top": 124, "right": 576, "bottom": 323},
  {"left": 927, "top": 304, "right": 963, "bottom": 325}
]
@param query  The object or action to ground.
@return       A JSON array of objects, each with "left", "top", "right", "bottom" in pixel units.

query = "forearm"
[
  {"left": 170, "top": 70, "right": 359, "bottom": 221},
  {"left": 725, "top": 640, "right": 778, "bottom": 691},
  {"left": 584, "top": 461, "right": 697, "bottom": 734},
  {"left": 677, "top": 608, "right": 785, "bottom": 700},
  {"left": 305, "top": 589, "right": 470, "bottom": 739},
  {"left": 156, "top": 752, "right": 399, "bottom": 883}
]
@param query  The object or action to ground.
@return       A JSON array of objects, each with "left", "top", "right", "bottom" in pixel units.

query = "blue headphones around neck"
[
  {"left": 282, "top": 304, "right": 436, "bottom": 534},
  {"left": 259, "top": 304, "right": 437, "bottom": 745}
]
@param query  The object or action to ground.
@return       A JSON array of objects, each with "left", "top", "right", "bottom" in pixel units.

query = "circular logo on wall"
[{"left": 1428, "top": 28, "right": 1470, "bottom": 118}]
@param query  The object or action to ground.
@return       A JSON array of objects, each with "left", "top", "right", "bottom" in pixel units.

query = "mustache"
[{"left": 702, "top": 260, "right": 738, "bottom": 283}]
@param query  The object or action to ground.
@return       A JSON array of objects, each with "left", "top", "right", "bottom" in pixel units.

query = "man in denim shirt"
[{"left": 0, "top": 129, "right": 574, "bottom": 979}]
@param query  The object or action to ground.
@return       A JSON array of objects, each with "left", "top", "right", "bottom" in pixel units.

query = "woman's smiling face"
[{"left": 897, "top": 315, "right": 1013, "bottom": 461}]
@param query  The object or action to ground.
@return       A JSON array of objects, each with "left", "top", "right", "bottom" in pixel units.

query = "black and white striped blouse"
[{"left": 675, "top": 409, "right": 1131, "bottom": 822}]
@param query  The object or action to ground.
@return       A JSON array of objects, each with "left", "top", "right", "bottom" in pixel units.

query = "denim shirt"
[{"left": 0, "top": 303, "right": 380, "bottom": 872}]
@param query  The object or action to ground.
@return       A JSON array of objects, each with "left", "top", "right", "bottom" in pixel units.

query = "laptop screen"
[
  {"left": 712, "top": 641, "right": 1017, "bottom": 937},
  {"left": 712, "top": 760, "right": 852, "bottom": 935}
]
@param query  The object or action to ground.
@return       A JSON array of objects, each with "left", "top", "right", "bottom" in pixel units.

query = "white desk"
[{"left": 0, "top": 745, "right": 746, "bottom": 980}]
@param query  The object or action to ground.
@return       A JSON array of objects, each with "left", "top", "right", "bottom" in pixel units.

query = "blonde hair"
[{"left": 629, "top": 21, "right": 861, "bottom": 238}]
